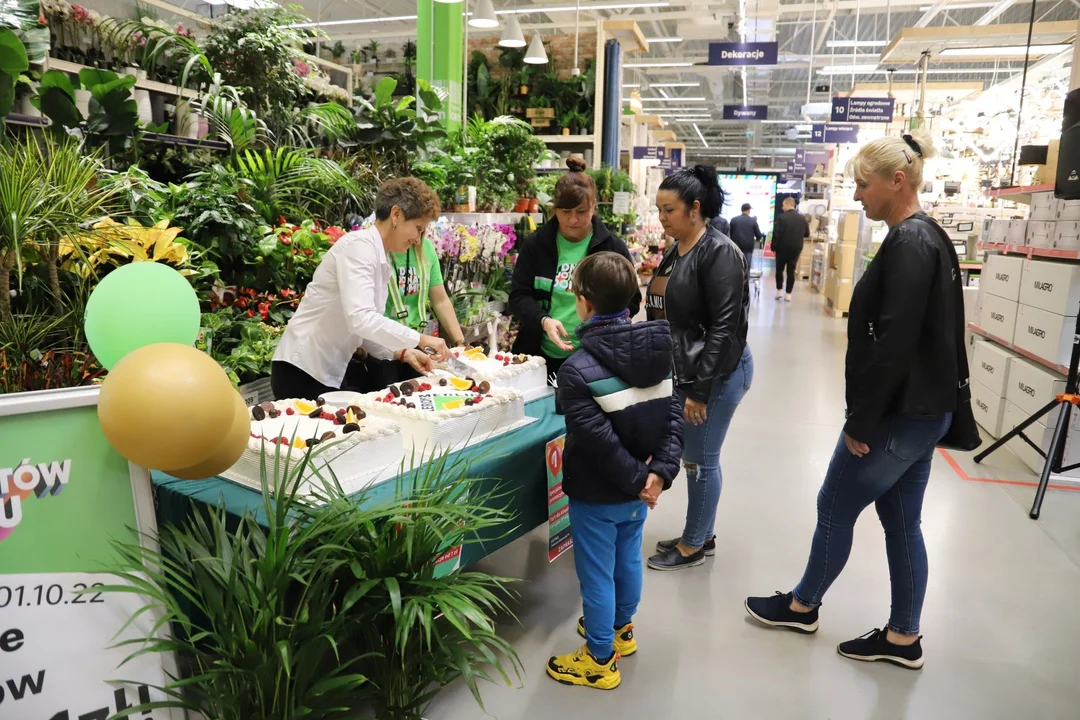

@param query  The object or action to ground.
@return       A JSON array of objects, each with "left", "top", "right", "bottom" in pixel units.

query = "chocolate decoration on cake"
[
  {"left": 389, "top": 385, "right": 401, "bottom": 398},
  {"left": 251, "top": 406, "right": 266, "bottom": 421},
  {"left": 316, "top": 396, "right": 326, "bottom": 406},
  {"left": 407, "top": 402, "right": 416, "bottom": 409},
  {"left": 401, "top": 383, "right": 414, "bottom": 396},
  {"left": 465, "top": 398, "right": 474, "bottom": 406},
  {"left": 342, "top": 423, "right": 360, "bottom": 433},
  {"left": 268, "top": 408, "right": 280, "bottom": 418},
  {"left": 478, "top": 381, "right": 491, "bottom": 394},
  {"left": 347, "top": 405, "right": 363, "bottom": 418},
  {"left": 320, "top": 430, "right": 336, "bottom": 441},
  {"left": 439, "top": 378, "right": 448, "bottom": 386},
  {"left": 307, "top": 437, "right": 321, "bottom": 446},
  {"left": 308, "top": 407, "right": 323, "bottom": 418}
]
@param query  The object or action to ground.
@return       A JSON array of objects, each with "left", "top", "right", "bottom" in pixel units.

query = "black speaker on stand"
[{"left": 1055, "top": 88, "right": 1080, "bottom": 199}]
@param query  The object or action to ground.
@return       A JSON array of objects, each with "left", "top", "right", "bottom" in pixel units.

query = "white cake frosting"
[
  {"left": 449, "top": 347, "right": 550, "bottom": 397},
  {"left": 355, "top": 377, "right": 526, "bottom": 453},
  {"left": 221, "top": 398, "right": 405, "bottom": 493}
]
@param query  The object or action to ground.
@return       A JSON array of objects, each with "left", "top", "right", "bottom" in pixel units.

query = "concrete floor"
[{"left": 426, "top": 272, "right": 1080, "bottom": 720}]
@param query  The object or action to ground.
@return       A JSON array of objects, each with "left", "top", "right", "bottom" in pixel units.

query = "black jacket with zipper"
[
  {"left": 773, "top": 209, "right": 810, "bottom": 256},
  {"left": 648, "top": 226, "right": 750, "bottom": 403},
  {"left": 509, "top": 216, "right": 641, "bottom": 357},
  {"left": 844, "top": 213, "right": 962, "bottom": 443}
]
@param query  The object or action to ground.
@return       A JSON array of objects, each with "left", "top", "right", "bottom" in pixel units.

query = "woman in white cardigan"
[{"left": 271, "top": 178, "right": 450, "bottom": 401}]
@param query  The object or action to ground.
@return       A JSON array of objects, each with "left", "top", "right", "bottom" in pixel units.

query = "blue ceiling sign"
[
  {"left": 830, "top": 97, "right": 895, "bottom": 123},
  {"left": 708, "top": 42, "right": 779, "bottom": 66}
]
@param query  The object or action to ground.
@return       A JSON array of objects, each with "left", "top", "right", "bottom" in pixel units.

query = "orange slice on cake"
[
  {"left": 465, "top": 349, "right": 487, "bottom": 361},
  {"left": 441, "top": 399, "right": 466, "bottom": 410},
  {"left": 449, "top": 377, "right": 474, "bottom": 391},
  {"left": 294, "top": 399, "right": 318, "bottom": 415}
]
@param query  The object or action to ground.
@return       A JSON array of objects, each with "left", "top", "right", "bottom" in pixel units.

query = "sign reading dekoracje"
[
  {"left": 708, "top": 41, "right": 778, "bottom": 66},
  {"left": 0, "top": 389, "right": 182, "bottom": 720},
  {"left": 723, "top": 105, "right": 768, "bottom": 120},
  {"left": 831, "top": 97, "right": 895, "bottom": 123}
]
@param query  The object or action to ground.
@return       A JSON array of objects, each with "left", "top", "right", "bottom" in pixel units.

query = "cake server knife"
[{"left": 423, "top": 346, "right": 476, "bottom": 378}]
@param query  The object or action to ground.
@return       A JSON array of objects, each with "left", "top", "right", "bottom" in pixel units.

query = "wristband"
[{"left": 395, "top": 349, "right": 405, "bottom": 362}]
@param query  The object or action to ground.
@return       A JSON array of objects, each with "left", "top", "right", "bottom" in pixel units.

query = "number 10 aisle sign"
[{"left": 0, "top": 387, "right": 181, "bottom": 720}]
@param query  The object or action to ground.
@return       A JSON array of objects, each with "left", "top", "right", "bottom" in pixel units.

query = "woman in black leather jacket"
[
  {"left": 746, "top": 129, "right": 963, "bottom": 671},
  {"left": 643, "top": 165, "right": 753, "bottom": 571}
]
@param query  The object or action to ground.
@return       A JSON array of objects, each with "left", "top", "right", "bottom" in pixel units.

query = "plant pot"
[
  {"left": 150, "top": 93, "right": 166, "bottom": 125},
  {"left": 520, "top": 85, "right": 529, "bottom": 95},
  {"left": 514, "top": 198, "right": 531, "bottom": 213},
  {"left": 134, "top": 89, "right": 153, "bottom": 125},
  {"left": 561, "top": 127, "right": 570, "bottom": 136},
  {"left": 529, "top": 199, "right": 541, "bottom": 213}
]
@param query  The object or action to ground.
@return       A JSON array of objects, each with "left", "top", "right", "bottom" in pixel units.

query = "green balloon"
[{"left": 85, "top": 262, "right": 201, "bottom": 370}]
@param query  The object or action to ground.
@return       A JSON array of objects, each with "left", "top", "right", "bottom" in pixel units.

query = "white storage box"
[
  {"left": 1013, "top": 304, "right": 1075, "bottom": 369},
  {"left": 980, "top": 254, "right": 1025, "bottom": 301},
  {"left": 1030, "top": 191, "right": 1056, "bottom": 221},
  {"left": 1053, "top": 221, "right": 1080, "bottom": 251},
  {"left": 1056, "top": 197, "right": 1080, "bottom": 222},
  {"left": 1027, "top": 220, "right": 1057, "bottom": 249},
  {"left": 1018, "top": 259, "right": 1080, "bottom": 315},
  {"left": 987, "top": 218, "right": 1009, "bottom": 245},
  {"left": 976, "top": 291, "right": 1018, "bottom": 342},
  {"left": 972, "top": 339, "right": 1017, "bottom": 398},
  {"left": 963, "top": 285, "right": 981, "bottom": 325},
  {"left": 1006, "top": 357, "right": 1068, "bottom": 428},
  {"left": 971, "top": 378, "right": 1007, "bottom": 438},
  {"left": 1006, "top": 219, "right": 1028, "bottom": 246}
]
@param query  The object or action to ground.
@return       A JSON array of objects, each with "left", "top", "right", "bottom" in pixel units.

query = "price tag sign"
[{"left": 612, "top": 192, "right": 631, "bottom": 215}]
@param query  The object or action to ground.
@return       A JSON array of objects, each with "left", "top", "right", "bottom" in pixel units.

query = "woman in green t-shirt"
[{"left": 509, "top": 156, "right": 641, "bottom": 376}]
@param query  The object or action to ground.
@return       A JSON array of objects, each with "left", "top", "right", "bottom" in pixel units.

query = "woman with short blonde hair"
[{"left": 746, "top": 129, "right": 968, "bottom": 670}]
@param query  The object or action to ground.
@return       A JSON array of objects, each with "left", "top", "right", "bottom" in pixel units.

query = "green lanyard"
[{"left": 387, "top": 247, "right": 430, "bottom": 329}]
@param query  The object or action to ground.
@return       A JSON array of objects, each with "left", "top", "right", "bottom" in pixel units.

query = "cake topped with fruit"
[
  {"left": 446, "top": 345, "right": 550, "bottom": 399},
  {"left": 221, "top": 398, "right": 405, "bottom": 494},
  {"left": 356, "top": 375, "right": 526, "bottom": 452}
]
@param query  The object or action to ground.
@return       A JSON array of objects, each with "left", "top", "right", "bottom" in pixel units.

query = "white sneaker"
[
  {"left": 785, "top": 294, "right": 793, "bottom": 302},
  {"left": 775, "top": 292, "right": 783, "bottom": 300}
]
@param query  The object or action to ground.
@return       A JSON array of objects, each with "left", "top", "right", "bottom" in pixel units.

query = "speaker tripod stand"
[{"left": 974, "top": 311, "right": 1080, "bottom": 519}]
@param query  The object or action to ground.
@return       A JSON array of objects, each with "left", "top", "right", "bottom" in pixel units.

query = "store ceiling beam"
[
  {"left": 974, "top": 0, "right": 1017, "bottom": 25},
  {"left": 913, "top": 0, "right": 951, "bottom": 29},
  {"left": 138, "top": 0, "right": 205, "bottom": 22},
  {"left": 814, "top": 2, "right": 840, "bottom": 55}
]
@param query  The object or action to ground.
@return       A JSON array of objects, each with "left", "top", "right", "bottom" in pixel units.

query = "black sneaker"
[
  {"left": 655, "top": 535, "right": 716, "bottom": 556},
  {"left": 744, "top": 591, "right": 820, "bottom": 633},
  {"left": 646, "top": 547, "right": 705, "bottom": 571},
  {"left": 837, "top": 627, "right": 924, "bottom": 669}
]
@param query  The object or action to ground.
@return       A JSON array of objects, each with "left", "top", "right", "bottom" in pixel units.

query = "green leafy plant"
[
  {"left": 559, "top": 108, "right": 588, "bottom": 135},
  {"left": 79, "top": 67, "right": 140, "bottom": 154},
  {"left": 366, "top": 39, "right": 381, "bottom": 70},
  {"left": 231, "top": 147, "right": 363, "bottom": 225},
  {"left": 0, "top": 28, "right": 29, "bottom": 129},
  {"left": 331, "top": 40, "right": 346, "bottom": 62},
  {"left": 32, "top": 69, "right": 83, "bottom": 137},
  {"left": 350, "top": 76, "right": 447, "bottom": 175},
  {"left": 100, "top": 446, "right": 522, "bottom": 720}
]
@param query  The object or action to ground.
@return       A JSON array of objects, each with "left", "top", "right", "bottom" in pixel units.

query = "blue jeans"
[
  {"left": 681, "top": 345, "right": 754, "bottom": 549},
  {"left": 569, "top": 497, "right": 647, "bottom": 659},
  {"left": 792, "top": 413, "right": 951, "bottom": 635}
]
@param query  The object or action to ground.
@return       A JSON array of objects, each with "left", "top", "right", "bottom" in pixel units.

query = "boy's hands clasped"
[{"left": 640, "top": 472, "right": 663, "bottom": 509}]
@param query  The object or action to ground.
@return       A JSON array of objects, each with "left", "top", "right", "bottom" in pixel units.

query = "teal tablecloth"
[{"left": 151, "top": 395, "right": 563, "bottom": 565}]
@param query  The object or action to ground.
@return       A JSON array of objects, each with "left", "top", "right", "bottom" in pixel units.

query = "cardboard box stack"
[
  {"left": 824, "top": 211, "right": 860, "bottom": 314},
  {"left": 1025, "top": 191, "right": 1080, "bottom": 251},
  {"left": 1001, "top": 357, "right": 1080, "bottom": 477},
  {"left": 975, "top": 254, "right": 1023, "bottom": 342},
  {"left": 971, "top": 339, "right": 1018, "bottom": 437},
  {"left": 1013, "top": 258, "right": 1080, "bottom": 368}
]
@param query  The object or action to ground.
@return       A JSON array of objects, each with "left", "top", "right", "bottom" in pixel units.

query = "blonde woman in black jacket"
[{"left": 643, "top": 165, "right": 753, "bottom": 571}]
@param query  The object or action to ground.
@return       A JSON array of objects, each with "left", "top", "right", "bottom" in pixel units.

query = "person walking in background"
[
  {"left": 709, "top": 213, "right": 730, "bottom": 238},
  {"left": 771, "top": 197, "right": 810, "bottom": 302},
  {"left": 728, "top": 203, "right": 763, "bottom": 274},
  {"left": 644, "top": 166, "right": 753, "bottom": 571},
  {"left": 510, "top": 156, "right": 641, "bottom": 377},
  {"left": 745, "top": 129, "right": 962, "bottom": 670},
  {"left": 546, "top": 252, "right": 683, "bottom": 690}
]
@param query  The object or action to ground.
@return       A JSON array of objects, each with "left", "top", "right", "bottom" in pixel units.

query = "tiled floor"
[{"left": 426, "top": 274, "right": 1080, "bottom": 720}]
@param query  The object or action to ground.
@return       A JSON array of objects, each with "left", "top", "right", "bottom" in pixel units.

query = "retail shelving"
[
  {"left": 978, "top": 242, "right": 1080, "bottom": 261},
  {"left": 967, "top": 322, "right": 1069, "bottom": 376},
  {"left": 47, "top": 57, "right": 204, "bottom": 100},
  {"left": 5, "top": 112, "right": 228, "bottom": 151},
  {"left": 535, "top": 135, "right": 596, "bottom": 144},
  {"left": 984, "top": 183, "right": 1054, "bottom": 205}
]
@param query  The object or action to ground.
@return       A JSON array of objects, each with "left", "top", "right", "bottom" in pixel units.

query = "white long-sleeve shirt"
[{"left": 273, "top": 226, "right": 421, "bottom": 388}]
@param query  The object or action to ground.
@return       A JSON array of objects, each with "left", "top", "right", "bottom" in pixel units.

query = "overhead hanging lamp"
[
  {"left": 470, "top": 0, "right": 500, "bottom": 28},
  {"left": 524, "top": 32, "right": 548, "bottom": 64},
  {"left": 499, "top": 13, "right": 526, "bottom": 47},
  {"left": 434, "top": 0, "right": 463, "bottom": 4}
]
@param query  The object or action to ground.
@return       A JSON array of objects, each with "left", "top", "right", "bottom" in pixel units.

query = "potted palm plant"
[
  {"left": 331, "top": 40, "right": 346, "bottom": 64},
  {"left": 366, "top": 40, "right": 381, "bottom": 73}
]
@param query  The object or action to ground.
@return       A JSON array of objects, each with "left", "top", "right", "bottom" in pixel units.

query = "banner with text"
[
  {"left": 830, "top": 97, "right": 895, "bottom": 124},
  {"left": 723, "top": 105, "right": 768, "bottom": 121},
  {"left": 546, "top": 436, "right": 572, "bottom": 562},
  {"left": 0, "top": 396, "right": 180, "bottom": 720},
  {"left": 632, "top": 146, "right": 667, "bottom": 161},
  {"left": 708, "top": 41, "right": 779, "bottom": 66},
  {"left": 811, "top": 123, "right": 860, "bottom": 144}
]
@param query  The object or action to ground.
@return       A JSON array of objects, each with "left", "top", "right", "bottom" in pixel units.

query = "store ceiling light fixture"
[
  {"left": 692, "top": 123, "right": 709, "bottom": 148},
  {"left": 938, "top": 43, "right": 1071, "bottom": 57},
  {"left": 646, "top": 37, "right": 682, "bottom": 43},
  {"left": 495, "top": 1, "right": 669, "bottom": 12},
  {"left": 624, "top": 61, "right": 695, "bottom": 68},
  {"left": 469, "top": 0, "right": 500, "bottom": 28},
  {"left": 825, "top": 40, "right": 888, "bottom": 48},
  {"left": 524, "top": 32, "right": 549, "bottom": 64},
  {"left": 499, "top": 13, "right": 527, "bottom": 47},
  {"left": 287, "top": 14, "right": 418, "bottom": 28}
]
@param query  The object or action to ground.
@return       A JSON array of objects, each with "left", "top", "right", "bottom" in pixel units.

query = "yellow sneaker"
[
  {"left": 576, "top": 616, "right": 638, "bottom": 657},
  {"left": 546, "top": 645, "right": 621, "bottom": 690}
]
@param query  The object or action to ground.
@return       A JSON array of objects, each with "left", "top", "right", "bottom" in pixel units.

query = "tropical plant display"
[{"left": 101, "top": 448, "right": 522, "bottom": 720}]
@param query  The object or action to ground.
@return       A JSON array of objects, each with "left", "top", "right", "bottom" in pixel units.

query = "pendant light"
[
  {"left": 469, "top": 0, "right": 500, "bottom": 28},
  {"left": 434, "top": 0, "right": 463, "bottom": 4},
  {"left": 524, "top": 32, "right": 548, "bottom": 64},
  {"left": 499, "top": 13, "right": 526, "bottom": 47}
]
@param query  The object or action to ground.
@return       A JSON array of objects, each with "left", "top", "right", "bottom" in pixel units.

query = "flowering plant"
[
  {"left": 208, "top": 286, "right": 301, "bottom": 325},
  {"left": 252, "top": 219, "right": 344, "bottom": 291}
]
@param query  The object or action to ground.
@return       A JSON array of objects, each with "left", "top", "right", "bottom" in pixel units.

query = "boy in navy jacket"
[{"left": 546, "top": 252, "right": 684, "bottom": 691}]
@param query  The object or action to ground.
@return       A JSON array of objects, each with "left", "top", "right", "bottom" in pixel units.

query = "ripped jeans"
[{"left": 680, "top": 346, "right": 754, "bottom": 549}]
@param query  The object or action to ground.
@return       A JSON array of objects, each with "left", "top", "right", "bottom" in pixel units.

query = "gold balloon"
[
  {"left": 163, "top": 391, "right": 251, "bottom": 480},
  {"left": 98, "top": 343, "right": 236, "bottom": 470}
]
